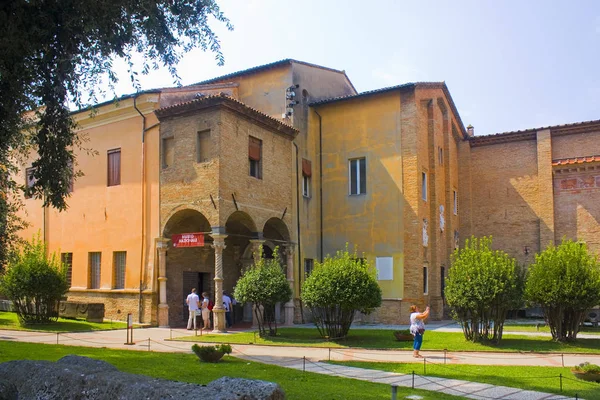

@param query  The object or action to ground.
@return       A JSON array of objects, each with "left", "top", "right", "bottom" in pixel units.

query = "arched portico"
[{"left": 158, "top": 209, "right": 214, "bottom": 328}]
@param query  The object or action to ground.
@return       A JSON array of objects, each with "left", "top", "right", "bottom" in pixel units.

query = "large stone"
[
  {"left": 59, "top": 302, "right": 105, "bottom": 323},
  {"left": 0, "top": 355, "right": 285, "bottom": 400}
]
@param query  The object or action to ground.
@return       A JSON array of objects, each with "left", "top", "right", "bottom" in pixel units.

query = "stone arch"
[
  {"left": 263, "top": 217, "right": 291, "bottom": 243},
  {"left": 162, "top": 208, "right": 214, "bottom": 327}
]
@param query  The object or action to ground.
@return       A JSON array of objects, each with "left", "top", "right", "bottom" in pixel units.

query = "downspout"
[
  {"left": 292, "top": 141, "right": 304, "bottom": 323},
  {"left": 313, "top": 109, "right": 324, "bottom": 262},
  {"left": 133, "top": 95, "right": 146, "bottom": 324}
]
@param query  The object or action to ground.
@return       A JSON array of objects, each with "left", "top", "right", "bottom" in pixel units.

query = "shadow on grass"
[{"left": 0, "top": 311, "right": 126, "bottom": 332}]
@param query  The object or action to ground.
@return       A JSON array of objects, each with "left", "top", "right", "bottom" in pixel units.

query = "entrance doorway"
[{"left": 182, "top": 271, "right": 210, "bottom": 322}]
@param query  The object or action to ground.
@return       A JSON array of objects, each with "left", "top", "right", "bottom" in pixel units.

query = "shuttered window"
[
  {"left": 89, "top": 252, "right": 101, "bottom": 289},
  {"left": 302, "top": 159, "right": 311, "bottom": 197},
  {"left": 61, "top": 253, "right": 73, "bottom": 288},
  {"left": 349, "top": 158, "right": 366, "bottom": 195},
  {"left": 249, "top": 137, "right": 262, "bottom": 179},
  {"left": 113, "top": 251, "right": 126, "bottom": 289},
  {"left": 107, "top": 149, "right": 121, "bottom": 186}
]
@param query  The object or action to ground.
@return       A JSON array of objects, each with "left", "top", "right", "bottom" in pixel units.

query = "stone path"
[{"left": 0, "top": 326, "right": 594, "bottom": 399}]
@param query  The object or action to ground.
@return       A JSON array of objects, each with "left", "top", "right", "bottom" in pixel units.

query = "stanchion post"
[
  {"left": 148, "top": 338, "right": 151, "bottom": 352},
  {"left": 559, "top": 373, "right": 562, "bottom": 392},
  {"left": 412, "top": 371, "right": 415, "bottom": 389},
  {"left": 303, "top": 356, "right": 306, "bottom": 372},
  {"left": 391, "top": 384, "right": 398, "bottom": 400},
  {"left": 124, "top": 313, "right": 134, "bottom": 345},
  {"left": 423, "top": 358, "right": 426, "bottom": 374},
  {"left": 56, "top": 332, "right": 59, "bottom": 345},
  {"left": 561, "top": 353, "right": 564, "bottom": 367}
]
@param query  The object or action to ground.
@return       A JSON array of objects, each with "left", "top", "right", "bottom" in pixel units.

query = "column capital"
[
  {"left": 284, "top": 242, "right": 297, "bottom": 256},
  {"left": 156, "top": 238, "right": 170, "bottom": 251},
  {"left": 211, "top": 233, "right": 227, "bottom": 251}
]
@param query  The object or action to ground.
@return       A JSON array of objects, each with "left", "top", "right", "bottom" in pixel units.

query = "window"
[
  {"left": 304, "top": 259, "right": 314, "bottom": 278},
  {"left": 438, "top": 147, "right": 443, "bottom": 165},
  {"left": 113, "top": 251, "right": 126, "bottom": 289},
  {"left": 423, "top": 266, "right": 428, "bottom": 294},
  {"left": 25, "top": 167, "right": 37, "bottom": 198},
  {"left": 302, "top": 159, "right": 311, "bottom": 197},
  {"left": 89, "top": 252, "right": 101, "bottom": 289},
  {"left": 162, "top": 137, "right": 174, "bottom": 168},
  {"left": 61, "top": 253, "right": 73, "bottom": 288},
  {"left": 453, "top": 190, "right": 458, "bottom": 215},
  {"left": 441, "top": 266, "right": 446, "bottom": 298},
  {"left": 248, "top": 136, "right": 262, "bottom": 179},
  {"left": 349, "top": 157, "right": 366, "bottom": 195},
  {"left": 422, "top": 172, "right": 427, "bottom": 201},
  {"left": 197, "top": 130, "right": 211, "bottom": 162},
  {"left": 376, "top": 257, "right": 393, "bottom": 280},
  {"left": 107, "top": 149, "right": 121, "bottom": 186}
]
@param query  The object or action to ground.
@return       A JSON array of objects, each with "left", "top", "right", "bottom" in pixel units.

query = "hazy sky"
[{"left": 109, "top": 0, "right": 600, "bottom": 135}]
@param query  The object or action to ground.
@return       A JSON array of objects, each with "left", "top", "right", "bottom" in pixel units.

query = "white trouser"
[{"left": 187, "top": 309, "right": 198, "bottom": 329}]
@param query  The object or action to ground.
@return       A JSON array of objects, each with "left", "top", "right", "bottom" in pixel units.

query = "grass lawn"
[
  {"left": 0, "top": 311, "right": 127, "bottom": 332},
  {"left": 0, "top": 341, "right": 461, "bottom": 400},
  {"left": 503, "top": 323, "right": 600, "bottom": 336},
  {"left": 177, "top": 327, "right": 600, "bottom": 353},
  {"left": 327, "top": 360, "right": 600, "bottom": 400}
]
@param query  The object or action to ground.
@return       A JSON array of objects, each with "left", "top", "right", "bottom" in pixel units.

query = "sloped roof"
[
  {"left": 310, "top": 82, "right": 467, "bottom": 137},
  {"left": 155, "top": 93, "right": 298, "bottom": 138}
]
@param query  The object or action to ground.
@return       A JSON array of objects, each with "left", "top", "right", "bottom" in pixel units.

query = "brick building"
[{"left": 16, "top": 59, "right": 600, "bottom": 327}]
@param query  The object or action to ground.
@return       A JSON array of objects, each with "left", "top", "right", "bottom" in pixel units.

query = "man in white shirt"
[
  {"left": 223, "top": 291, "right": 233, "bottom": 328},
  {"left": 186, "top": 288, "right": 200, "bottom": 330}
]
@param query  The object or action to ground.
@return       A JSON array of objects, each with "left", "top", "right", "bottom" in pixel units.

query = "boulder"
[{"left": 0, "top": 355, "right": 285, "bottom": 400}]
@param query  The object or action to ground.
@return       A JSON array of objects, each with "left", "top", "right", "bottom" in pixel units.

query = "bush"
[
  {"left": 573, "top": 362, "right": 600, "bottom": 374},
  {"left": 233, "top": 246, "right": 291, "bottom": 337},
  {"left": 301, "top": 245, "right": 382, "bottom": 339},
  {"left": 0, "top": 234, "right": 68, "bottom": 324},
  {"left": 191, "top": 343, "right": 232, "bottom": 363},
  {"left": 445, "top": 236, "right": 523, "bottom": 343},
  {"left": 525, "top": 239, "right": 600, "bottom": 342}
]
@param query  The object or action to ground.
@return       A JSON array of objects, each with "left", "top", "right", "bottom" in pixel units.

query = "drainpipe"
[
  {"left": 292, "top": 141, "right": 304, "bottom": 323},
  {"left": 133, "top": 95, "right": 146, "bottom": 324},
  {"left": 313, "top": 109, "right": 324, "bottom": 262}
]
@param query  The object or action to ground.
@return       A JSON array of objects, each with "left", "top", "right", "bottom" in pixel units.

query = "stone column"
[
  {"left": 212, "top": 234, "right": 227, "bottom": 332},
  {"left": 156, "top": 238, "right": 170, "bottom": 328},
  {"left": 284, "top": 244, "right": 296, "bottom": 326}
]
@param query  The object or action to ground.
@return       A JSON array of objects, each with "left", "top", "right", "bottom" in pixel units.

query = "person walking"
[
  {"left": 186, "top": 288, "right": 200, "bottom": 330},
  {"left": 223, "top": 291, "right": 233, "bottom": 328},
  {"left": 201, "top": 292, "right": 211, "bottom": 330},
  {"left": 409, "top": 304, "right": 430, "bottom": 358}
]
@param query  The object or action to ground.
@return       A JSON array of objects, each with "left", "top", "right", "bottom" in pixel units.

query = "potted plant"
[
  {"left": 393, "top": 329, "right": 413, "bottom": 341},
  {"left": 571, "top": 362, "right": 600, "bottom": 383},
  {"left": 191, "top": 344, "right": 232, "bottom": 363}
]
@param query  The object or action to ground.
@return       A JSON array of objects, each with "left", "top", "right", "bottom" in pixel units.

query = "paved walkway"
[{"left": 1, "top": 325, "right": 596, "bottom": 399}]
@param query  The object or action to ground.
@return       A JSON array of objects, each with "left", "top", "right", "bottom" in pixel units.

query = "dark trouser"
[{"left": 225, "top": 311, "right": 232, "bottom": 328}]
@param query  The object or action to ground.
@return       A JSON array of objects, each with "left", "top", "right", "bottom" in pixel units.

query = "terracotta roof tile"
[{"left": 552, "top": 155, "right": 600, "bottom": 166}]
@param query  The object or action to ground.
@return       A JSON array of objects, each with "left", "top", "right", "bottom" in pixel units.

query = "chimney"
[{"left": 466, "top": 124, "right": 474, "bottom": 137}]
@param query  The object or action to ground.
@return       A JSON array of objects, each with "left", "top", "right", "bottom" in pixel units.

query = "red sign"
[{"left": 172, "top": 233, "right": 205, "bottom": 248}]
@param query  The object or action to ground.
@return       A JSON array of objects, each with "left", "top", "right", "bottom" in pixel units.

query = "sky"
[{"left": 108, "top": 0, "right": 600, "bottom": 136}]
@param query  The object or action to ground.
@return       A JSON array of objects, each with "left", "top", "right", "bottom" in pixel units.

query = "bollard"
[
  {"left": 391, "top": 384, "right": 398, "bottom": 400},
  {"left": 561, "top": 353, "right": 564, "bottom": 367},
  {"left": 423, "top": 357, "right": 426, "bottom": 374},
  {"left": 303, "top": 356, "right": 306, "bottom": 372},
  {"left": 148, "top": 338, "right": 151, "bottom": 352},
  {"left": 412, "top": 371, "right": 415, "bottom": 389},
  {"left": 56, "top": 332, "right": 59, "bottom": 345},
  {"left": 559, "top": 373, "right": 562, "bottom": 392},
  {"left": 124, "top": 313, "right": 134, "bottom": 345}
]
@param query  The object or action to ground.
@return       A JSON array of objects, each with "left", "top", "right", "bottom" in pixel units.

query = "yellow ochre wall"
[{"left": 16, "top": 94, "right": 161, "bottom": 323}]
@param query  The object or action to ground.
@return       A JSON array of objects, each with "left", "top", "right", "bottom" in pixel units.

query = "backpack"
[{"left": 207, "top": 300, "right": 214, "bottom": 311}]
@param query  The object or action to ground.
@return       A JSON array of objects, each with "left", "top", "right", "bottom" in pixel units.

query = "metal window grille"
[
  {"left": 113, "top": 251, "right": 126, "bottom": 289},
  {"left": 89, "top": 252, "right": 101, "bottom": 289}
]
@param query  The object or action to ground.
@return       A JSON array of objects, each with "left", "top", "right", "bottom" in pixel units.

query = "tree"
[
  {"left": 525, "top": 239, "right": 600, "bottom": 342},
  {"left": 0, "top": 234, "right": 68, "bottom": 324},
  {"left": 233, "top": 246, "right": 292, "bottom": 337},
  {"left": 0, "top": 0, "right": 232, "bottom": 269},
  {"left": 445, "top": 236, "right": 523, "bottom": 343},
  {"left": 301, "top": 245, "right": 382, "bottom": 339}
]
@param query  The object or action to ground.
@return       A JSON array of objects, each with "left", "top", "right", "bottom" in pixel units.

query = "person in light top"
[
  {"left": 409, "top": 304, "right": 430, "bottom": 358},
  {"left": 186, "top": 288, "right": 200, "bottom": 330}
]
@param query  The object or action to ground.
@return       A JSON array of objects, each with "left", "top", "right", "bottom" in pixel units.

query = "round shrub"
[
  {"left": 191, "top": 343, "right": 232, "bottom": 363},
  {"left": 301, "top": 245, "right": 381, "bottom": 339}
]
